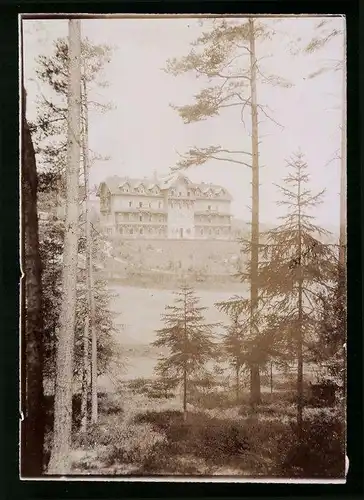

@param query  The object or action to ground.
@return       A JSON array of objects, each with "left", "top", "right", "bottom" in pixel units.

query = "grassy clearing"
[{"left": 67, "top": 383, "right": 345, "bottom": 478}]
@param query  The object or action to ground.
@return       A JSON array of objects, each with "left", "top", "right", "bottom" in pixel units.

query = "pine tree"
[
  {"left": 256, "top": 151, "right": 337, "bottom": 435},
  {"left": 165, "top": 18, "right": 292, "bottom": 405},
  {"left": 30, "top": 35, "right": 113, "bottom": 210},
  {"left": 31, "top": 31, "right": 113, "bottom": 435},
  {"left": 153, "top": 285, "right": 218, "bottom": 420},
  {"left": 47, "top": 19, "right": 82, "bottom": 475}
]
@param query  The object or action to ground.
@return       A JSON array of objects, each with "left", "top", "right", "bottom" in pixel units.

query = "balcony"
[
  {"left": 194, "top": 210, "right": 231, "bottom": 216},
  {"left": 114, "top": 207, "right": 167, "bottom": 214},
  {"left": 116, "top": 220, "right": 167, "bottom": 226}
]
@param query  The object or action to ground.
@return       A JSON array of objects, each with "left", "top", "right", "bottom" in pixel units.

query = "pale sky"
[{"left": 23, "top": 15, "right": 345, "bottom": 231}]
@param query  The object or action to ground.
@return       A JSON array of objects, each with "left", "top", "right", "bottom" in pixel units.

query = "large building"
[{"left": 96, "top": 172, "right": 233, "bottom": 240}]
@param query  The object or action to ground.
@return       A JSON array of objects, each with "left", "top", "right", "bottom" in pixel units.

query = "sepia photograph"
[{"left": 20, "top": 14, "right": 346, "bottom": 480}]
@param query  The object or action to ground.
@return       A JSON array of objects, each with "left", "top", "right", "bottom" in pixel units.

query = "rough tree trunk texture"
[
  {"left": 48, "top": 19, "right": 82, "bottom": 475},
  {"left": 235, "top": 363, "right": 240, "bottom": 403},
  {"left": 80, "top": 315, "right": 89, "bottom": 434},
  {"left": 81, "top": 79, "right": 98, "bottom": 425},
  {"left": 248, "top": 18, "right": 261, "bottom": 407},
  {"left": 297, "top": 176, "right": 304, "bottom": 438},
  {"left": 21, "top": 85, "right": 45, "bottom": 477},
  {"left": 183, "top": 292, "right": 188, "bottom": 421}
]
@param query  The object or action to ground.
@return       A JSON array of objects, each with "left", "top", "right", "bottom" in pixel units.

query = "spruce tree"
[
  {"left": 153, "top": 285, "right": 218, "bottom": 420},
  {"left": 257, "top": 151, "right": 337, "bottom": 435}
]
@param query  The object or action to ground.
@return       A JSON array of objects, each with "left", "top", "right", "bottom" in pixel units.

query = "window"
[
  {"left": 208, "top": 205, "right": 211, "bottom": 210},
  {"left": 119, "top": 227, "right": 123, "bottom": 234},
  {"left": 149, "top": 215, "right": 152, "bottom": 222},
  {"left": 129, "top": 201, "right": 132, "bottom": 207},
  {"left": 140, "top": 228, "right": 143, "bottom": 235},
  {"left": 158, "top": 201, "right": 162, "bottom": 209},
  {"left": 200, "top": 228, "right": 204, "bottom": 236},
  {"left": 187, "top": 228, "right": 191, "bottom": 234},
  {"left": 216, "top": 228, "right": 220, "bottom": 235},
  {"left": 107, "top": 228, "right": 112, "bottom": 235},
  {"left": 179, "top": 191, "right": 182, "bottom": 197},
  {"left": 209, "top": 229, "right": 212, "bottom": 235},
  {"left": 149, "top": 202, "right": 152, "bottom": 208},
  {"left": 130, "top": 228, "right": 133, "bottom": 235},
  {"left": 139, "top": 202, "right": 143, "bottom": 208},
  {"left": 187, "top": 191, "right": 191, "bottom": 197},
  {"left": 139, "top": 215, "right": 142, "bottom": 221}
]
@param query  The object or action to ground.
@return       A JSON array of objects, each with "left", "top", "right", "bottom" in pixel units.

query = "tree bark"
[
  {"left": 48, "top": 19, "right": 82, "bottom": 475},
  {"left": 249, "top": 18, "right": 261, "bottom": 407},
  {"left": 80, "top": 315, "right": 89, "bottom": 434},
  {"left": 235, "top": 363, "right": 240, "bottom": 403},
  {"left": 21, "top": 85, "right": 45, "bottom": 477},
  {"left": 297, "top": 169, "right": 304, "bottom": 438},
  {"left": 82, "top": 79, "right": 98, "bottom": 425}
]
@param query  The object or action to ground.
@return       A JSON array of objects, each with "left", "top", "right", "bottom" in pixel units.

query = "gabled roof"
[{"left": 97, "top": 174, "right": 232, "bottom": 200}]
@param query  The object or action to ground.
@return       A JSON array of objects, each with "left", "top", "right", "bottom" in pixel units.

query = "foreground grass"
[{"left": 66, "top": 386, "right": 345, "bottom": 478}]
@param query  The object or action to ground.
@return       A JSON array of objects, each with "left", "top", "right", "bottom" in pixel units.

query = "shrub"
[
  {"left": 134, "top": 410, "right": 249, "bottom": 465},
  {"left": 278, "top": 415, "right": 346, "bottom": 478},
  {"left": 105, "top": 421, "right": 166, "bottom": 466}
]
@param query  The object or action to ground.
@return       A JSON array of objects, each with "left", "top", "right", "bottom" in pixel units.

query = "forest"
[{"left": 21, "top": 16, "right": 346, "bottom": 478}]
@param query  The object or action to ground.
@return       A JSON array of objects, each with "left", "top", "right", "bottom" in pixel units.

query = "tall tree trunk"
[
  {"left": 235, "top": 363, "right": 240, "bottom": 403},
  {"left": 48, "top": 19, "right": 82, "bottom": 475},
  {"left": 21, "top": 85, "right": 45, "bottom": 477},
  {"left": 183, "top": 365, "right": 187, "bottom": 421},
  {"left": 297, "top": 173, "right": 304, "bottom": 438},
  {"left": 183, "top": 292, "right": 188, "bottom": 421},
  {"left": 82, "top": 79, "right": 98, "bottom": 425},
  {"left": 80, "top": 81, "right": 89, "bottom": 435},
  {"left": 80, "top": 315, "right": 89, "bottom": 434},
  {"left": 249, "top": 18, "right": 261, "bottom": 407},
  {"left": 270, "top": 362, "right": 273, "bottom": 395}
]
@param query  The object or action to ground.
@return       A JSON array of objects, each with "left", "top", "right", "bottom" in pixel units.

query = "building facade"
[{"left": 96, "top": 172, "right": 233, "bottom": 239}]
